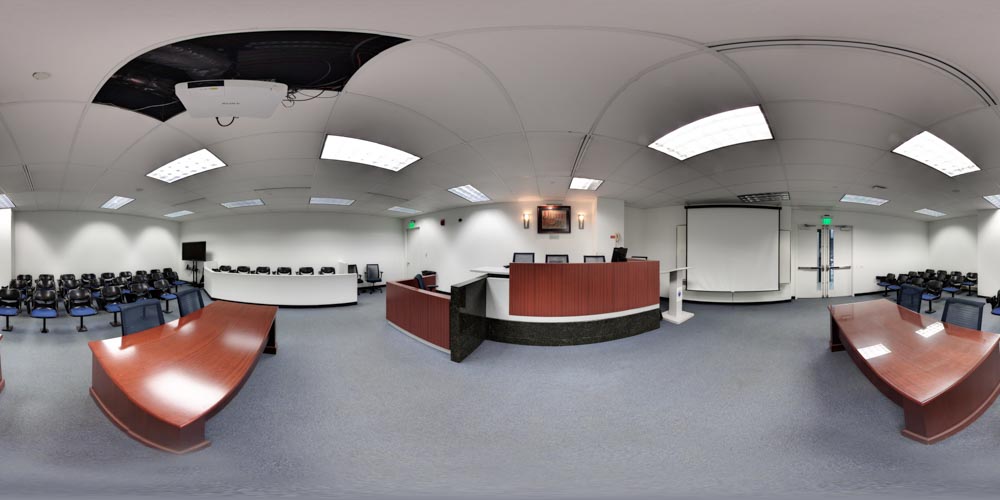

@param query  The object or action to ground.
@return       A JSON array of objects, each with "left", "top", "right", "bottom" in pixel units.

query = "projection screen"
[{"left": 686, "top": 206, "right": 780, "bottom": 292}]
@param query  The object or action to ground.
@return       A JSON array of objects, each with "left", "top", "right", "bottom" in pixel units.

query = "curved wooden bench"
[{"left": 89, "top": 301, "right": 277, "bottom": 453}]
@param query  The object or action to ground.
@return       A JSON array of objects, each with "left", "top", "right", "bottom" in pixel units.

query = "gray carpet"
[{"left": 0, "top": 289, "right": 999, "bottom": 499}]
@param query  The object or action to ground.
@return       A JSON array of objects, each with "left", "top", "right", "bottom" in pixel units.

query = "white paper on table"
[
  {"left": 858, "top": 343, "right": 891, "bottom": 360},
  {"left": 916, "top": 322, "right": 944, "bottom": 338}
]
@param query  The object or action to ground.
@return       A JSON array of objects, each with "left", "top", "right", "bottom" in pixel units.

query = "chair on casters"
[
  {"left": 347, "top": 265, "right": 363, "bottom": 287},
  {"left": 99, "top": 285, "right": 124, "bottom": 327},
  {"left": 545, "top": 254, "right": 569, "bottom": 263},
  {"left": 942, "top": 298, "right": 985, "bottom": 330},
  {"left": 297, "top": 267, "right": 315, "bottom": 275},
  {"left": 236, "top": 266, "right": 251, "bottom": 274},
  {"left": 414, "top": 274, "right": 438, "bottom": 291},
  {"left": 631, "top": 256, "right": 648, "bottom": 261},
  {"left": 897, "top": 284, "right": 923, "bottom": 313},
  {"left": 151, "top": 279, "right": 177, "bottom": 313},
  {"left": 118, "top": 299, "right": 165, "bottom": 336},
  {"left": 176, "top": 288, "right": 205, "bottom": 317},
  {"left": 364, "top": 264, "right": 383, "bottom": 294},
  {"left": 512, "top": 252, "right": 535, "bottom": 263},
  {"left": 29, "top": 289, "right": 58, "bottom": 333},
  {"left": 64, "top": 288, "right": 97, "bottom": 332},
  {"left": 255, "top": 266, "right": 271, "bottom": 275},
  {"left": 583, "top": 255, "right": 606, "bottom": 263},
  {"left": 319, "top": 267, "right": 336, "bottom": 275},
  {"left": 922, "top": 280, "right": 943, "bottom": 313},
  {"left": 0, "top": 287, "right": 20, "bottom": 332},
  {"left": 275, "top": 267, "right": 292, "bottom": 275}
]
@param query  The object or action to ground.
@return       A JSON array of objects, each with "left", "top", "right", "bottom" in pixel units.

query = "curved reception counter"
[
  {"left": 205, "top": 270, "right": 357, "bottom": 307},
  {"left": 386, "top": 261, "right": 661, "bottom": 362}
]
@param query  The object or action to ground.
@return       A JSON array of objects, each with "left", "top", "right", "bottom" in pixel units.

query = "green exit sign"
[
  {"left": 822, "top": 216, "right": 832, "bottom": 225},
  {"left": 408, "top": 220, "right": 416, "bottom": 229}
]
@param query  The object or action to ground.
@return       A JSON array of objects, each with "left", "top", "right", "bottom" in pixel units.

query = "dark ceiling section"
[{"left": 94, "top": 31, "right": 409, "bottom": 121}]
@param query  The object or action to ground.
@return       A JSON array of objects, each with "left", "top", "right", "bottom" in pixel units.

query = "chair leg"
[
  {"left": 77, "top": 316, "right": 87, "bottom": 333},
  {"left": 164, "top": 299, "right": 172, "bottom": 314},
  {"left": 109, "top": 311, "right": 120, "bottom": 328},
  {"left": 40, "top": 317, "right": 48, "bottom": 334}
]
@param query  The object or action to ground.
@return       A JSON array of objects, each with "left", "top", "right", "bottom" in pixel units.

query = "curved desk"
[
  {"left": 830, "top": 299, "right": 1000, "bottom": 444},
  {"left": 205, "top": 270, "right": 357, "bottom": 307},
  {"left": 89, "top": 301, "right": 278, "bottom": 454}
]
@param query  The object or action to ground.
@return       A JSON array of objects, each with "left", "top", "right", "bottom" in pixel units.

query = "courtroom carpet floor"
[{"left": 1, "top": 289, "right": 1000, "bottom": 499}]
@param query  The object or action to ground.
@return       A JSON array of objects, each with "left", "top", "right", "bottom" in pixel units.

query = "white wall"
[
  {"left": 13, "top": 211, "right": 180, "bottom": 278},
  {"left": 180, "top": 212, "right": 405, "bottom": 285},
  {"left": 977, "top": 210, "right": 1000, "bottom": 297},
  {"left": 0, "top": 210, "right": 12, "bottom": 284},
  {"left": 929, "top": 216, "right": 977, "bottom": 274}
]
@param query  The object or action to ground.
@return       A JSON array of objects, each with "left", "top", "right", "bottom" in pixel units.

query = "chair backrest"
[
  {"left": 298, "top": 267, "right": 314, "bottom": 275},
  {"left": 59, "top": 273, "right": 75, "bottom": 282},
  {"left": 512, "top": 252, "right": 535, "bottom": 263},
  {"left": 130, "top": 282, "right": 150, "bottom": 296},
  {"left": 120, "top": 271, "right": 132, "bottom": 278},
  {"left": 0, "top": 287, "right": 20, "bottom": 307},
  {"left": 583, "top": 255, "right": 606, "bottom": 263},
  {"left": 942, "top": 298, "right": 985, "bottom": 330},
  {"left": 62, "top": 278, "right": 80, "bottom": 291},
  {"left": 149, "top": 269, "right": 161, "bottom": 274},
  {"left": 162, "top": 267, "right": 173, "bottom": 273},
  {"left": 153, "top": 279, "right": 171, "bottom": 292},
  {"left": 149, "top": 272, "right": 164, "bottom": 282},
  {"left": 102, "top": 284, "right": 123, "bottom": 302},
  {"left": 113, "top": 276, "right": 130, "bottom": 288},
  {"left": 218, "top": 265, "right": 232, "bottom": 272},
  {"left": 36, "top": 279, "right": 56, "bottom": 291},
  {"left": 66, "top": 288, "right": 92, "bottom": 309},
  {"left": 176, "top": 288, "right": 205, "bottom": 317},
  {"left": 275, "top": 267, "right": 292, "bottom": 275},
  {"left": 236, "top": 266, "right": 251, "bottom": 274},
  {"left": 38, "top": 274, "right": 54, "bottom": 281},
  {"left": 366, "top": 264, "right": 381, "bottom": 281},
  {"left": 256, "top": 266, "right": 271, "bottom": 274},
  {"left": 926, "top": 279, "right": 943, "bottom": 294},
  {"left": 347, "top": 264, "right": 359, "bottom": 274},
  {"left": 319, "top": 267, "right": 336, "bottom": 275},
  {"left": 415, "top": 274, "right": 427, "bottom": 290},
  {"left": 631, "top": 256, "right": 649, "bottom": 260},
  {"left": 119, "top": 299, "right": 165, "bottom": 336},
  {"left": 545, "top": 254, "right": 569, "bottom": 263},
  {"left": 32, "top": 289, "right": 57, "bottom": 309},
  {"left": 910, "top": 277, "right": 925, "bottom": 287},
  {"left": 101, "top": 272, "right": 115, "bottom": 282},
  {"left": 897, "top": 284, "right": 923, "bottom": 312}
]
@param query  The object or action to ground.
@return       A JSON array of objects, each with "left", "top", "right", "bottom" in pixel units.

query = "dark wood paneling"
[
  {"left": 509, "top": 261, "right": 659, "bottom": 317},
  {"left": 386, "top": 276, "right": 450, "bottom": 351},
  {"left": 88, "top": 301, "right": 277, "bottom": 453},
  {"left": 830, "top": 299, "right": 1000, "bottom": 443}
]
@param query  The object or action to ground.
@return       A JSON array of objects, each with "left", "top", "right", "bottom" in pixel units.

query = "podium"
[{"left": 661, "top": 267, "right": 693, "bottom": 325}]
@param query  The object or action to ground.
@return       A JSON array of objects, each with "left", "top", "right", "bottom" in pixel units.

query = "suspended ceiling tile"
[
  {"left": 210, "top": 132, "right": 325, "bottom": 166},
  {"left": 682, "top": 140, "right": 783, "bottom": 176},
  {"left": 766, "top": 101, "right": 922, "bottom": 151},
  {"left": 468, "top": 133, "right": 535, "bottom": 179},
  {"left": 327, "top": 92, "right": 462, "bottom": 157},
  {"left": 607, "top": 147, "right": 677, "bottom": 185},
  {"left": 61, "top": 164, "right": 105, "bottom": 192},
  {"left": 662, "top": 176, "right": 725, "bottom": 197},
  {"left": 112, "top": 124, "right": 204, "bottom": 174},
  {"left": 784, "top": 164, "right": 871, "bottom": 182},
  {"left": 0, "top": 117, "right": 22, "bottom": 166},
  {"left": 640, "top": 165, "right": 707, "bottom": 191},
  {"left": 1, "top": 102, "right": 85, "bottom": 164},
  {"left": 526, "top": 132, "right": 585, "bottom": 175},
  {"left": 709, "top": 165, "right": 786, "bottom": 187},
  {"left": 777, "top": 139, "right": 886, "bottom": 168},
  {"left": 573, "top": 136, "right": 641, "bottom": 180},
  {"left": 71, "top": 104, "right": 160, "bottom": 167}
]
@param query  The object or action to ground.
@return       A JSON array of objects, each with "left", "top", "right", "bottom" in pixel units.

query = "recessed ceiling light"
[
  {"left": 569, "top": 177, "right": 604, "bottom": 191},
  {"left": 914, "top": 208, "right": 946, "bottom": 217},
  {"left": 648, "top": 105, "right": 773, "bottom": 160},
  {"left": 101, "top": 196, "right": 135, "bottom": 210},
  {"left": 147, "top": 149, "right": 226, "bottom": 183},
  {"left": 984, "top": 194, "right": 1000, "bottom": 209},
  {"left": 310, "top": 197, "right": 355, "bottom": 206},
  {"left": 893, "top": 131, "right": 980, "bottom": 177},
  {"left": 320, "top": 135, "right": 420, "bottom": 171},
  {"left": 388, "top": 206, "right": 421, "bottom": 214},
  {"left": 32, "top": 72, "right": 51, "bottom": 80},
  {"left": 448, "top": 185, "right": 490, "bottom": 202},
  {"left": 738, "top": 191, "right": 790, "bottom": 203},
  {"left": 0, "top": 194, "right": 15, "bottom": 209},
  {"left": 221, "top": 199, "right": 264, "bottom": 208},
  {"left": 164, "top": 210, "right": 194, "bottom": 218},
  {"left": 840, "top": 194, "right": 888, "bottom": 206}
]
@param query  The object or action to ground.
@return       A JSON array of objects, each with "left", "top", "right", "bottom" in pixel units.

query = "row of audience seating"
[
  {"left": 511, "top": 253, "right": 648, "bottom": 263},
  {"left": 212, "top": 264, "right": 386, "bottom": 294},
  {"left": 876, "top": 270, "right": 978, "bottom": 313}
]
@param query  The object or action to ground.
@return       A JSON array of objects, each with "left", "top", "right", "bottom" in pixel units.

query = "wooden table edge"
[{"left": 89, "top": 387, "right": 210, "bottom": 454}]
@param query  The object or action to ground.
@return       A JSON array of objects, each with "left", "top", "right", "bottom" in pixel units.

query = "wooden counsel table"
[
  {"left": 830, "top": 299, "right": 1000, "bottom": 444},
  {"left": 89, "top": 301, "right": 278, "bottom": 454}
]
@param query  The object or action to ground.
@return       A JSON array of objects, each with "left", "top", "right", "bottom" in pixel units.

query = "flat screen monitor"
[
  {"left": 182, "top": 241, "right": 206, "bottom": 261},
  {"left": 611, "top": 247, "right": 628, "bottom": 262}
]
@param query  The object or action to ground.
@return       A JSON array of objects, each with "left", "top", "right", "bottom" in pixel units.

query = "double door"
[{"left": 796, "top": 225, "right": 853, "bottom": 298}]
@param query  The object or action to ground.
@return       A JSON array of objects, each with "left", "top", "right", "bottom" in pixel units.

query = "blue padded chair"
[
  {"left": 119, "top": 299, "right": 165, "bottom": 336},
  {"left": 65, "top": 288, "right": 96, "bottom": 332},
  {"left": 922, "top": 280, "right": 944, "bottom": 314},
  {"left": 176, "top": 288, "right": 204, "bottom": 317},
  {"left": 29, "top": 289, "right": 58, "bottom": 333},
  {"left": 99, "top": 285, "right": 124, "bottom": 327},
  {"left": 0, "top": 287, "right": 20, "bottom": 332},
  {"left": 129, "top": 282, "right": 150, "bottom": 303},
  {"left": 35, "top": 278, "right": 56, "bottom": 293},
  {"left": 941, "top": 276, "right": 961, "bottom": 298},
  {"left": 963, "top": 272, "right": 979, "bottom": 296},
  {"left": 897, "top": 284, "right": 923, "bottom": 313},
  {"left": 942, "top": 298, "right": 985, "bottom": 331},
  {"left": 151, "top": 279, "right": 177, "bottom": 313},
  {"left": 165, "top": 269, "right": 187, "bottom": 292},
  {"left": 876, "top": 273, "right": 896, "bottom": 297}
]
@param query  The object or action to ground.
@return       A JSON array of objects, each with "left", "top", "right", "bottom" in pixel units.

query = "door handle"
[
  {"left": 797, "top": 266, "right": 821, "bottom": 270},
  {"left": 830, "top": 266, "right": 852, "bottom": 270}
]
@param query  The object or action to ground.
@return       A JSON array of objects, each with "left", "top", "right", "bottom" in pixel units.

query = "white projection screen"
[{"left": 686, "top": 207, "right": 780, "bottom": 292}]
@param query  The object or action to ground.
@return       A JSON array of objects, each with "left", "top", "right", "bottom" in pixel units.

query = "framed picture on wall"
[{"left": 537, "top": 205, "right": 571, "bottom": 234}]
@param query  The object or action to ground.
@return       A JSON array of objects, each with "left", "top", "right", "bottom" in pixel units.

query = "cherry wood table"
[
  {"left": 89, "top": 301, "right": 277, "bottom": 453},
  {"left": 830, "top": 299, "right": 1000, "bottom": 444}
]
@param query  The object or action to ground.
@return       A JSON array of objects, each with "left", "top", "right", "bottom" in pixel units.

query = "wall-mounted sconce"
[
  {"left": 578, "top": 212, "right": 585, "bottom": 230},
  {"left": 523, "top": 211, "right": 531, "bottom": 229}
]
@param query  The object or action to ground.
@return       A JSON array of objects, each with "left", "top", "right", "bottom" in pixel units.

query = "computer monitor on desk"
[{"left": 611, "top": 247, "right": 628, "bottom": 262}]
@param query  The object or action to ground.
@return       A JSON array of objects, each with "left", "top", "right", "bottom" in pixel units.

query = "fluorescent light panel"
[
  {"left": 448, "top": 185, "right": 490, "bottom": 202},
  {"left": 893, "top": 131, "right": 979, "bottom": 177},
  {"left": 164, "top": 210, "right": 194, "bottom": 218},
  {"left": 985, "top": 194, "right": 1000, "bottom": 209},
  {"left": 914, "top": 208, "right": 946, "bottom": 217},
  {"left": 310, "top": 197, "right": 355, "bottom": 206},
  {"left": 320, "top": 135, "right": 420, "bottom": 172},
  {"left": 388, "top": 206, "right": 421, "bottom": 214},
  {"left": 649, "top": 105, "right": 773, "bottom": 160},
  {"left": 0, "top": 194, "right": 15, "bottom": 208},
  {"left": 101, "top": 196, "right": 134, "bottom": 210},
  {"left": 570, "top": 177, "right": 604, "bottom": 191},
  {"left": 147, "top": 149, "right": 226, "bottom": 183},
  {"left": 221, "top": 199, "right": 264, "bottom": 208},
  {"left": 840, "top": 194, "right": 888, "bottom": 206},
  {"left": 738, "top": 191, "right": 790, "bottom": 203}
]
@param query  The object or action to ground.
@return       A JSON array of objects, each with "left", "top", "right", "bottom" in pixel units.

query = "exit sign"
[{"left": 822, "top": 216, "right": 832, "bottom": 225}]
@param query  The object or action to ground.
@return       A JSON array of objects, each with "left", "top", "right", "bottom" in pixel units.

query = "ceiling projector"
[{"left": 175, "top": 80, "right": 288, "bottom": 118}]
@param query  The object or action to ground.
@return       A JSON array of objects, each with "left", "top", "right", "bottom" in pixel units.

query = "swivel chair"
[
  {"left": 275, "top": 267, "right": 292, "bottom": 275},
  {"left": 583, "top": 255, "right": 606, "bottom": 263},
  {"left": 347, "top": 265, "right": 362, "bottom": 285},
  {"left": 255, "top": 266, "right": 271, "bottom": 275},
  {"left": 176, "top": 288, "right": 205, "bottom": 317},
  {"left": 236, "top": 266, "right": 251, "bottom": 274},
  {"left": 118, "top": 299, "right": 164, "bottom": 337},
  {"left": 319, "top": 267, "right": 336, "bottom": 275},
  {"left": 942, "top": 298, "right": 985, "bottom": 330},
  {"left": 545, "top": 254, "right": 569, "bottom": 263},
  {"left": 364, "top": 264, "right": 383, "bottom": 294},
  {"left": 512, "top": 252, "right": 535, "bottom": 263},
  {"left": 297, "top": 267, "right": 315, "bottom": 275},
  {"left": 897, "top": 284, "right": 923, "bottom": 313}
]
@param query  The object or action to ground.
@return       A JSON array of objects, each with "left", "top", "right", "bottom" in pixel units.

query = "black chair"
[
  {"left": 150, "top": 279, "right": 177, "bottom": 313},
  {"left": 319, "top": 267, "right": 336, "bottom": 275},
  {"left": 347, "top": 265, "right": 362, "bottom": 285},
  {"left": 942, "top": 298, "right": 985, "bottom": 330},
  {"left": 81, "top": 273, "right": 99, "bottom": 291},
  {"left": 297, "top": 267, "right": 314, "bottom": 275},
  {"left": 118, "top": 271, "right": 133, "bottom": 282},
  {"left": 176, "top": 288, "right": 205, "bottom": 317},
  {"left": 897, "top": 284, "right": 923, "bottom": 313},
  {"left": 134, "top": 271, "right": 149, "bottom": 285},
  {"left": 16, "top": 274, "right": 31, "bottom": 283},
  {"left": 37, "top": 274, "right": 54, "bottom": 284},
  {"left": 922, "top": 280, "right": 943, "bottom": 314},
  {"left": 877, "top": 273, "right": 898, "bottom": 297},
  {"left": 162, "top": 267, "right": 173, "bottom": 274},
  {"left": 414, "top": 274, "right": 438, "bottom": 292},
  {"left": 149, "top": 268, "right": 161, "bottom": 275},
  {"left": 98, "top": 285, "right": 124, "bottom": 327},
  {"left": 165, "top": 269, "right": 186, "bottom": 292},
  {"left": 0, "top": 287, "right": 20, "bottom": 332},
  {"left": 59, "top": 278, "right": 81, "bottom": 299},
  {"left": 218, "top": 265, "right": 232, "bottom": 273},
  {"left": 58, "top": 274, "right": 76, "bottom": 291},
  {"left": 100, "top": 272, "right": 116, "bottom": 286},
  {"left": 29, "top": 289, "right": 58, "bottom": 333},
  {"left": 275, "top": 267, "right": 292, "bottom": 275},
  {"left": 631, "top": 256, "right": 649, "bottom": 260},
  {"left": 365, "top": 264, "right": 383, "bottom": 294},
  {"left": 545, "top": 254, "right": 569, "bottom": 263},
  {"left": 963, "top": 272, "right": 979, "bottom": 296},
  {"left": 236, "top": 266, "right": 251, "bottom": 274},
  {"left": 910, "top": 277, "right": 926, "bottom": 288},
  {"left": 255, "top": 266, "right": 271, "bottom": 275},
  {"left": 583, "top": 255, "right": 606, "bottom": 263},
  {"left": 149, "top": 272, "right": 165, "bottom": 283},
  {"left": 119, "top": 299, "right": 165, "bottom": 336},
  {"left": 11, "top": 278, "right": 29, "bottom": 300},
  {"left": 512, "top": 252, "right": 535, "bottom": 263},
  {"left": 942, "top": 276, "right": 962, "bottom": 297},
  {"left": 35, "top": 279, "right": 56, "bottom": 292},
  {"left": 64, "top": 288, "right": 96, "bottom": 332},
  {"left": 129, "top": 282, "right": 150, "bottom": 302}
]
